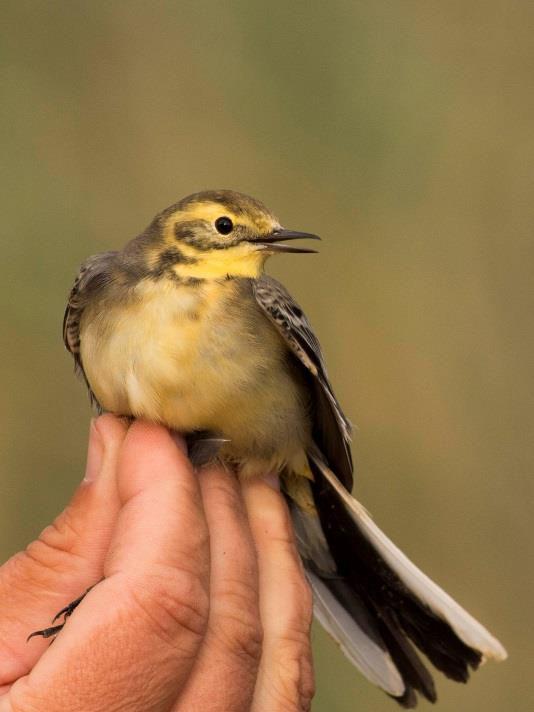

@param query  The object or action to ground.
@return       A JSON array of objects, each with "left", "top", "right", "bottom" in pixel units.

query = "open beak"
[{"left": 252, "top": 228, "right": 321, "bottom": 254}]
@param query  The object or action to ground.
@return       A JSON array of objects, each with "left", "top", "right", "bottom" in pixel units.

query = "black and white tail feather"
[
  {"left": 290, "top": 452, "right": 507, "bottom": 707},
  {"left": 253, "top": 273, "right": 506, "bottom": 707}
]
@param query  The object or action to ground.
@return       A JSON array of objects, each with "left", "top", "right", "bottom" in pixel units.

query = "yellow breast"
[{"left": 80, "top": 277, "right": 310, "bottom": 469}]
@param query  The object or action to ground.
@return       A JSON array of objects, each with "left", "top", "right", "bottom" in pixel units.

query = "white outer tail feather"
[
  {"left": 309, "top": 572, "right": 406, "bottom": 696},
  {"left": 312, "top": 456, "right": 507, "bottom": 663}
]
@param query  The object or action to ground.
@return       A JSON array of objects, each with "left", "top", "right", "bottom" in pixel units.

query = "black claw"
[
  {"left": 51, "top": 589, "right": 89, "bottom": 624},
  {"left": 27, "top": 623, "right": 65, "bottom": 642},
  {"left": 51, "top": 606, "right": 70, "bottom": 625},
  {"left": 27, "top": 581, "right": 100, "bottom": 643}
]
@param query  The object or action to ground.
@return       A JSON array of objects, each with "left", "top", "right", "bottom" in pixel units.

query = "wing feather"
[
  {"left": 253, "top": 275, "right": 354, "bottom": 489},
  {"left": 63, "top": 251, "right": 118, "bottom": 406}
]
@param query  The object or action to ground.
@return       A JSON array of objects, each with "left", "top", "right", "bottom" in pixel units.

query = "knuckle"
[
  {"left": 279, "top": 571, "right": 314, "bottom": 635},
  {"left": 256, "top": 501, "right": 293, "bottom": 541},
  {"left": 268, "top": 529, "right": 295, "bottom": 551},
  {"left": 126, "top": 568, "right": 209, "bottom": 648},
  {"left": 218, "top": 613, "right": 263, "bottom": 665},
  {"left": 214, "top": 579, "right": 263, "bottom": 664},
  {"left": 268, "top": 635, "right": 315, "bottom": 711},
  {"left": 23, "top": 509, "right": 85, "bottom": 575},
  {"left": 218, "top": 612, "right": 263, "bottom": 665}
]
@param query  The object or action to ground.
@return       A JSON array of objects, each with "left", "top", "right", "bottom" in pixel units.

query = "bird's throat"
[{"left": 171, "top": 243, "right": 267, "bottom": 280}]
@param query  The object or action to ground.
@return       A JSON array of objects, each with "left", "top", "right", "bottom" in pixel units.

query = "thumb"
[
  {"left": 0, "top": 414, "right": 128, "bottom": 685},
  {"left": 3, "top": 422, "right": 211, "bottom": 712}
]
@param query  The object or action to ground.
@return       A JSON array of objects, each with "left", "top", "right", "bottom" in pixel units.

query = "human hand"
[{"left": 0, "top": 416, "right": 314, "bottom": 711}]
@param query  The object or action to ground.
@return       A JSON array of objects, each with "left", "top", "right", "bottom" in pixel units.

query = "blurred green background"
[{"left": 2, "top": 1, "right": 532, "bottom": 709}]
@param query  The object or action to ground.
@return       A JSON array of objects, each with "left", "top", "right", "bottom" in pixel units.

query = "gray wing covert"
[
  {"left": 63, "top": 251, "right": 118, "bottom": 405},
  {"left": 253, "top": 275, "right": 354, "bottom": 491}
]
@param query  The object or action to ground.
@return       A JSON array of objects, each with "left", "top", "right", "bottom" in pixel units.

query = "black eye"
[{"left": 215, "top": 216, "right": 233, "bottom": 235}]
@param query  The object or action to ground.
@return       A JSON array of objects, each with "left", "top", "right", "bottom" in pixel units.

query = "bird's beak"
[{"left": 251, "top": 228, "right": 321, "bottom": 254}]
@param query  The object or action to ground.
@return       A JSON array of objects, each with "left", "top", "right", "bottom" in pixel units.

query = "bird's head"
[{"left": 140, "top": 189, "right": 320, "bottom": 281}]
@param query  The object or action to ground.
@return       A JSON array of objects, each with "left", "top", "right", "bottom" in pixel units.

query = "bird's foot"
[{"left": 27, "top": 583, "right": 97, "bottom": 642}]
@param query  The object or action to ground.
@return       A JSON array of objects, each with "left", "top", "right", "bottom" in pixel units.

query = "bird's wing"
[
  {"left": 63, "top": 251, "right": 118, "bottom": 407},
  {"left": 253, "top": 274, "right": 354, "bottom": 490}
]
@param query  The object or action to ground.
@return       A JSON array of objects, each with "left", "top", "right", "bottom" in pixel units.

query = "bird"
[{"left": 51, "top": 189, "right": 505, "bottom": 706}]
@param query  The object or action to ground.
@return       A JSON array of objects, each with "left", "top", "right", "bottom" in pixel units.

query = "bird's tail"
[{"left": 285, "top": 452, "right": 507, "bottom": 708}]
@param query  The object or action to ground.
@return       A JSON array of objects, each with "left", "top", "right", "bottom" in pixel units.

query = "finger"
[
  {"left": 242, "top": 476, "right": 315, "bottom": 712},
  {"left": 0, "top": 414, "right": 128, "bottom": 686},
  {"left": 2, "top": 421, "right": 211, "bottom": 712},
  {"left": 174, "top": 465, "right": 262, "bottom": 712}
]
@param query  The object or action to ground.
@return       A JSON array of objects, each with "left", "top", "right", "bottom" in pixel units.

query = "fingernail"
[
  {"left": 84, "top": 419, "right": 104, "bottom": 483},
  {"left": 262, "top": 473, "right": 280, "bottom": 491}
]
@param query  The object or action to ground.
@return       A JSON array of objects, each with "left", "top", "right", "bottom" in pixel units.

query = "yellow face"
[{"left": 145, "top": 190, "right": 319, "bottom": 281}]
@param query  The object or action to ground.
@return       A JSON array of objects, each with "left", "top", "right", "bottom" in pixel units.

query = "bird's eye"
[{"left": 215, "top": 216, "right": 234, "bottom": 235}]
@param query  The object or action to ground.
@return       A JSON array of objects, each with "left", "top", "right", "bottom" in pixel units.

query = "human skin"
[{"left": 0, "top": 416, "right": 314, "bottom": 711}]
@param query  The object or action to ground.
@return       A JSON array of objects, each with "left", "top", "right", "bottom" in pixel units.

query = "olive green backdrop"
[{"left": 1, "top": 2, "right": 532, "bottom": 710}]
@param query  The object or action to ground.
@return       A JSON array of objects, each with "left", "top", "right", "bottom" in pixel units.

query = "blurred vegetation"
[{"left": 1, "top": 1, "right": 532, "bottom": 709}]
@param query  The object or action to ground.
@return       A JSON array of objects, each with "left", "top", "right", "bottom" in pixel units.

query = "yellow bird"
[{"left": 55, "top": 190, "right": 505, "bottom": 706}]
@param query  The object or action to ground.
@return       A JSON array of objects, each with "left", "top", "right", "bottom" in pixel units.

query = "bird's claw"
[
  {"left": 27, "top": 583, "right": 98, "bottom": 642},
  {"left": 27, "top": 623, "right": 65, "bottom": 642},
  {"left": 51, "top": 589, "right": 90, "bottom": 624}
]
